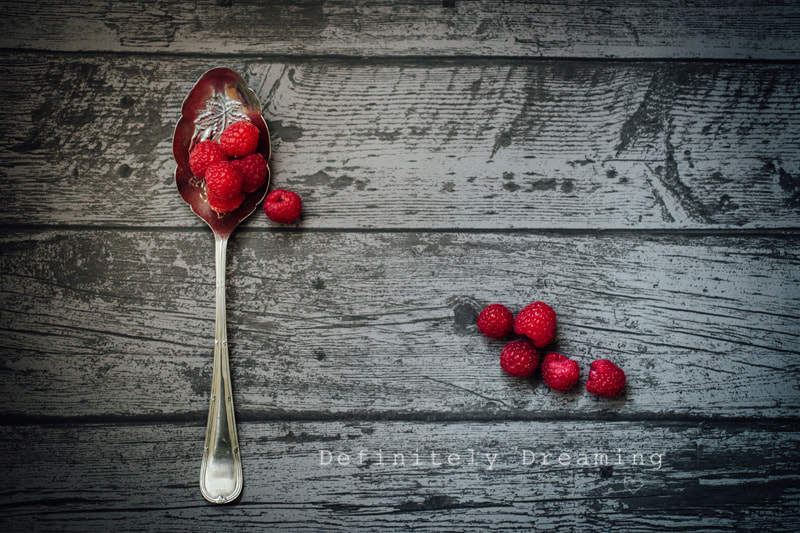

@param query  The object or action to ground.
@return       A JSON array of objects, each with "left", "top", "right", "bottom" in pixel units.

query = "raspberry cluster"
[
  {"left": 476, "top": 301, "right": 626, "bottom": 398},
  {"left": 189, "top": 120, "right": 268, "bottom": 214},
  {"left": 189, "top": 120, "right": 304, "bottom": 224}
]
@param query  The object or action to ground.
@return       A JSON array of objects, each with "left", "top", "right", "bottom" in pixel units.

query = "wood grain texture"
[
  {"left": 2, "top": 55, "right": 800, "bottom": 229},
  {"left": 1, "top": 1, "right": 798, "bottom": 529},
  {"left": 1, "top": 0, "right": 799, "bottom": 59},
  {"left": 1, "top": 420, "right": 798, "bottom": 532},
  {"left": 2, "top": 229, "right": 798, "bottom": 419}
]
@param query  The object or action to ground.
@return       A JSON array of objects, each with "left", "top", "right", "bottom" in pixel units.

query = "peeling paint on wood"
[
  {"left": 1, "top": 1, "right": 799, "bottom": 59},
  {"left": 1, "top": 2, "right": 799, "bottom": 528},
  {"left": 1, "top": 57, "right": 799, "bottom": 228},
  {"left": 1, "top": 230, "right": 798, "bottom": 419},
  {"left": 0, "top": 421, "right": 798, "bottom": 531}
]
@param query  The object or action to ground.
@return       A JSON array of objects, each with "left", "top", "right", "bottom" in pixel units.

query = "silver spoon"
[{"left": 173, "top": 67, "right": 271, "bottom": 504}]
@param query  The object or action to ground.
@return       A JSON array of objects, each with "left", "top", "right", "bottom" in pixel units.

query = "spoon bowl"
[{"left": 173, "top": 67, "right": 271, "bottom": 237}]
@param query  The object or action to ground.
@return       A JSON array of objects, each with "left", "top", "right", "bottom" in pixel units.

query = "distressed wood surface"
[
  {"left": 2, "top": 55, "right": 800, "bottom": 229},
  {"left": 2, "top": 229, "right": 798, "bottom": 419},
  {"left": 1, "top": 0, "right": 799, "bottom": 60},
  {"left": 2, "top": 1, "right": 799, "bottom": 529},
  {"left": 1, "top": 421, "right": 798, "bottom": 532}
]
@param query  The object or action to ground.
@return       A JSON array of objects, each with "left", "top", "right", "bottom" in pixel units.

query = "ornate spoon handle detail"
[{"left": 200, "top": 233, "right": 243, "bottom": 504}]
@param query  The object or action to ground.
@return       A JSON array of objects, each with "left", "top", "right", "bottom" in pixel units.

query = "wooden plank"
[
  {"left": 2, "top": 229, "right": 798, "bottom": 419},
  {"left": 1, "top": 420, "right": 798, "bottom": 531},
  {"left": 1, "top": 1, "right": 799, "bottom": 59},
  {"left": 2, "top": 55, "right": 800, "bottom": 229}
]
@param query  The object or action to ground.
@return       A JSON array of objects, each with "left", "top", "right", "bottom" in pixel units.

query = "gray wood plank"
[
  {"left": 2, "top": 55, "right": 800, "bottom": 229},
  {"left": 1, "top": 0, "right": 799, "bottom": 59},
  {"left": 2, "top": 229, "right": 798, "bottom": 419},
  {"left": 1, "top": 420, "right": 798, "bottom": 531}
]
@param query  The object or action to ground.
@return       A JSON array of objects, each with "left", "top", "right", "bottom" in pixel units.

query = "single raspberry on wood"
[
  {"left": 586, "top": 359, "right": 626, "bottom": 398},
  {"left": 264, "top": 189, "right": 302, "bottom": 224},
  {"left": 219, "top": 120, "right": 260, "bottom": 158},
  {"left": 500, "top": 340, "right": 540, "bottom": 378},
  {"left": 230, "top": 153, "right": 268, "bottom": 193},
  {"left": 476, "top": 303, "right": 514, "bottom": 339},
  {"left": 513, "top": 301, "right": 557, "bottom": 349},
  {"left": 541, "top": 352, "right": 580, "bottom": 392},
  {"left": 189, "top": 140, "right": 227, "bottom": 178},
  {"left": 205, "top": 161, "right": 243, "bottom": 200}
]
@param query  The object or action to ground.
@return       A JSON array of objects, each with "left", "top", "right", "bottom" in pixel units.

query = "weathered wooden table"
[{"left": 2, "top": 1, "right": 799, "bottom": 531}]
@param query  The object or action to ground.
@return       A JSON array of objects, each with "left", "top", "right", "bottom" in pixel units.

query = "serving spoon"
[{"left": 173, "top": 67, "right": 271, "bottom": 504}]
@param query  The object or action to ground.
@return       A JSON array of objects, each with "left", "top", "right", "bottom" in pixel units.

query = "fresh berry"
[
  {"left": 541, "top": 352, "right": 580, "bottom": 392},
  {"left": 500, "top": 340, "right": 540, "bottom": 378},
  {"left": 264, "top": 189, "right": 302, "bottom": 224},
  {"left": 477, "top": 303, "right": 514, "bottom": 339},
  {"left": 207, "top": 190, "right": 245, "bottom": 213},
  {"left": 230, "top": 153, "right": 268, "bottom": 193},
  {"left": 189, "top": 140, "right": 227, "bottom": 178},
  {"left": 219, "top": 120, "right": 260, "bottom": 158},
  {"left": 205, "top": 161, "right": 243, "bottom": 200},
  {"left": 513, "top": 301, "right": 557, "bottom": 348},
  {"left": 586, "top": 359, "right": 626, "bottom": 398}
]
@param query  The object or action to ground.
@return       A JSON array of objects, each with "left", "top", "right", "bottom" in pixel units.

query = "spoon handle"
[{"left": 200, "top": 234, "right": 243, "bottom": 504}]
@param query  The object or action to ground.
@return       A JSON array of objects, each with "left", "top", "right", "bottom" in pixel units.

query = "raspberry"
[
  {"left": 205, "top": 161, "right": 243, "bottom": 200},
  {"left": 476, "top": 303, "right": 514, "bottom": 338},
  {"left": 541, "top": 352, "right": 580, "bottom": 392},
  {"left": 230, "top": 153, "right": 268, "bottom": 193},
  {"left": 586, "top": 359, "right": 626, "bottom": 398},
  {"left": 219, "top": 120, "right": 260, "bottom": 158},
  {"left": 189, "top": 140, "right": 227, "bottom": 178},
  {"left": 513, "top": 301, "right": 557, "bottom": 349},
  {"left": 208, "top": 190, "right": 245, "bottom": 213},
  {"left": 500, "top": 340, "right": 540, "bottom": 378},
  {"left": 264, "top": 189, "right": 302, "bottom": 224}
]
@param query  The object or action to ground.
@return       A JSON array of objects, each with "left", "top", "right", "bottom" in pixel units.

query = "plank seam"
[
  {"left": 3, "top": 224, "right": 800, "bottom": 238},
  {"left": 3, "top": 48, "right": 800, "bottom": 65},
  {"left": 3, "top": 412, "right": 798, "bottom": 427}
]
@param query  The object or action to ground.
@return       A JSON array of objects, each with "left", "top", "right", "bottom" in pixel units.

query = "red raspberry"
[
  {"left": 513, "top": 301, "right": 556, "bottom": 349},
  {"left": 230, "top": 153, "right": 268, "bottom": 193},
  {"left": 500, "top": 340, "right": 540, "bottom": 378},
  {"left": 586, "top": 359, "right": 626, "bottom": 398},
  {"left": 264, "top": 189, "right": 302, "bottom": 224},
  {"left": 219, "top": 120, "right": 260, "bottom": 158},
  {"left": 476, "top": 303, "right": 514, "bottom": 339},
  {"left": 541, "top": 352, "right": 580, "bottom": 391},
  {"left": 189, "top": 140, "right": 227, "bottom": 178},
  {"left": 208, "top": 190, "right": 245, "bottom": 213},
  {"left": 205, "top": 161, "right": 243, "bottom": 200}
]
